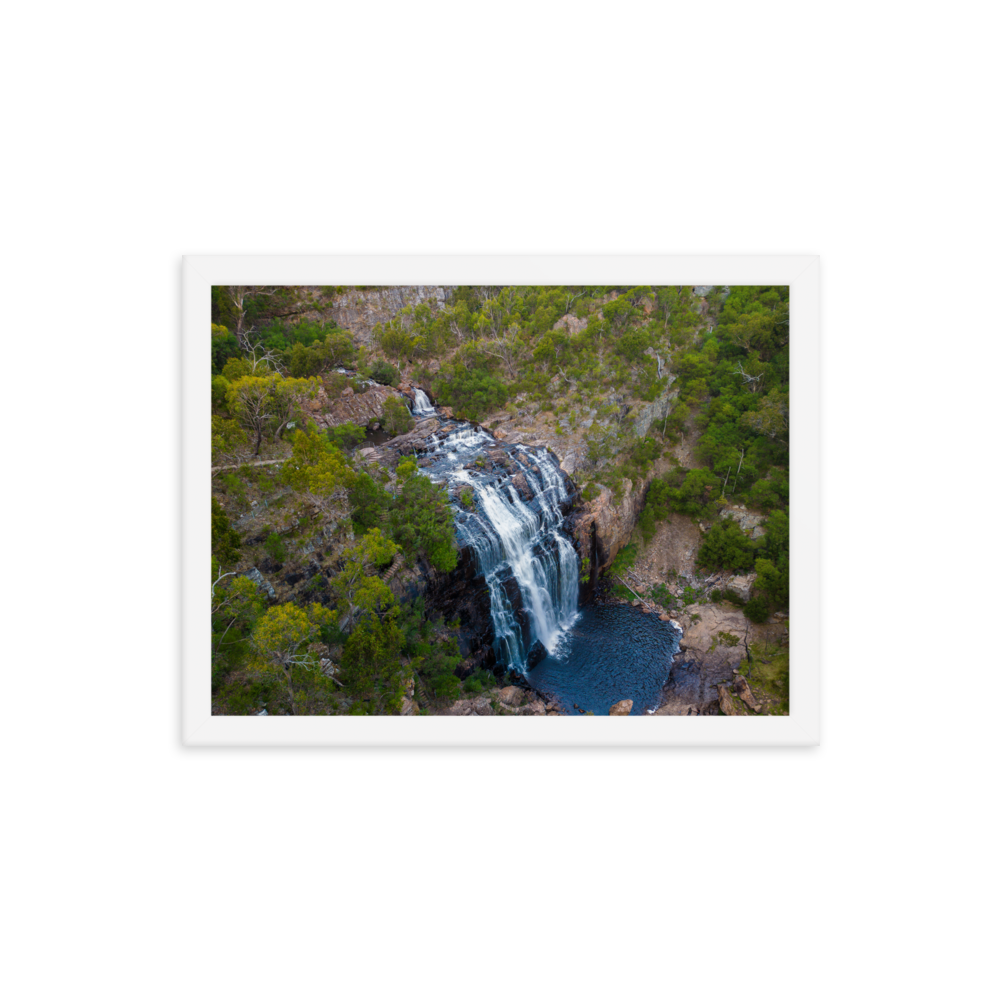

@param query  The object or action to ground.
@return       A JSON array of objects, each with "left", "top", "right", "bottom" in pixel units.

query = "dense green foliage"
[
  {"left": 211, "top": 497, "right": 241, "bottom": 569},
  {"left": 381, "top": 396, "right": 413, "bottom": 436},
  {"left": 388, "top": 474, "right": 459, "bottom": 573},
  {"left": 635, "top": 477, "right": 674, "bottom": 541},
  {"left": 697, "top": 520, "right": 755, "bottom": 572},
  {"left": 364, "top": 359, "right": 401, "bottom": 387},
  {"left": 433, "top": 366, "right": 508, "bottom": 422},
  {"left": 341, "top": 612, "right": 407, "bottom": 713},
  {"left": 326, "top": 422, "right": 366, "bottom": 451}
]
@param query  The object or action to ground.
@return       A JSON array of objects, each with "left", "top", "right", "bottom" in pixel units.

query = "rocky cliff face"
[
  {"left": 569, "top": 478, "right": 646, "bottom": 600},
  {"left": 631, "top": 381, "right": 678, "bottom": 438},
  {"left": 323, "top": 286, "right": 452, "bottom": 343}
]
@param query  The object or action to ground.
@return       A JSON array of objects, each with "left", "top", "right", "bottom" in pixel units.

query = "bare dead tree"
[
  {"left": 730, "top": 449, "right": 745, "bottom": 496},
  {"left": 246, "top": 344, "right": 286, "bottom": 375},
  {"left": 211, "top": 567, "right": 236, "bottom": 601},
  {"left": 227, "top": 286, "right": 278, "bottom": 352},
  {"left": 732, "top": 361, "right": 765, "bottom": 393}
]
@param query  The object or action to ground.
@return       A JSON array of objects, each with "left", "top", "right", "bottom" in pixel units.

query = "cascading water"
[
  {"left": 412, "top": 388, "right": 436, "bottom": 417},
  {"left": 418, "top": 421, "right": 579, "bottom": 671}
]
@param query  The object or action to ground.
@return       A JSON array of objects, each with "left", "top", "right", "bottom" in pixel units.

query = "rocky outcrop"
[
  {"left": 733, "top": 674, "right": 760, "bottom": 713},
  {"left": 570, "top": 479, "right": 646, "bottom": 592},
  {"left": 718, "top": 685, "right": 738, "bottom": 716},
  {"left": 526, "top": 639, "right": 548, "bottom": 668},
  {"left": 444, "top": 688, "right": 559, "bottom": 716},
  {"left": 631, "top": 379, "right": 678, "bottom": 438},
  {"left": 323, "top": 286, "right": 451, "bottom": 344},
  {"left": 301, "top": 383, "right": 408, "bottom": 429},
  {"left": 717, "top": 572, "right": 757, "bottom": 603},
  {"left": 674, "top": 604, "right": 749, "bottom": 675},
  {"left": 655, "top": 601, "right": 786, "bottom": 716},
  {"left": 519, "top": 699, "right": 547, "bottom": 716},
  {"left": 692, "top": 285, "right": 730, "bottom": 299},
  {"left": 609, "top": 699, "right": 633, "bottom": 716},
  {"left": 381, "top": 417, "right": 442, "bottom": 456},
  {"left": 720, "top": 505, "right": 766, "bottom": 540},
  {"left": 496, "top": 686, "right": 525, "bottom": 708},
  {"left": 244, "top": 567, "right": 276, "bottom": 600},
  {"left": 553, "top": 313, "right": 588, "bottom": 335},
  {"left": 444, "top": 695, "right": 495, "bottom": 716}
]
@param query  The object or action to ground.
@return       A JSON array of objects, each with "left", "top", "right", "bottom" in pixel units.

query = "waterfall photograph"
[{"left": 209, "top": 284, "right": 790, "bottom": 717}]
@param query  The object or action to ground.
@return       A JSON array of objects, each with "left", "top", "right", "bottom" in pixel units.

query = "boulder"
[
  {"left": 244, "top": 567, "right": 276, "bottom": 600},
  {"left": 721, "top": 572, "right": 757, "bottom": 603},
  {"left": 733, "top": 674, "right": 760, "bottom": 712},
  {"left": 341, "top": 386, "right": 354, "bottom": 397},
  {"left": 520, "top": 701, "right": 546, "bottom": 716},
  {"left": 526, "top": 639, "right": 548, "bottom": 669},
  {"left": 609, "top": 699, "right": 633, "bottom": 716},
  {"left": 511, "top": 472, "right": 533, "bottom": 501},
  {"left": 472, "top": 695, "right": 493, "bottom": 716},
  {"left": 553, "top": 313, "right": 588, "bottom": 336},
  {"left": 497, "top": 686, "right": 525, "bottom": 708},
  {"left": 718, "top": 685, "right": 738, "bottom": 716}
]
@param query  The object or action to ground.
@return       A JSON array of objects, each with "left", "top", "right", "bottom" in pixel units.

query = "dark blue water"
[{"left": 527, "top": 604, "right": 682, "bottom": 715}]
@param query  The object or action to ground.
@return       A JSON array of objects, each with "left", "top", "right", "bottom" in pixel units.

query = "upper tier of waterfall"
[{"left": 411, "top": 387, "right": 436, "bottom": 416}]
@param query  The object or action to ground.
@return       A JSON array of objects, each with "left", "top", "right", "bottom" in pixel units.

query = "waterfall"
[
  {"left": 419, "top": 422, "right": 579, "bottom": 671},
  {"left": 412, "top": 388, "right": 435, "bottom": 416}
]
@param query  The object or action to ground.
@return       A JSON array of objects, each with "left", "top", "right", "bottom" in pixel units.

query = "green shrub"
[
  {"left": 366, "top": 360, "right": 401, "bottom": 387},
  {"left": 220, "top": 474, "right": 246, "bottom": 503},
  {"left": 263, "top": 532, "right": 287, "bottom": 565},
  {"left": 381, "top": 396, "right": 414, "bottom": 436},
  {"left": 743, "top": 596, "right": 770, "bottom": 623},
  {"left": 211, "top": 497, "right": 241, "bottom": 567},
  {"left": 326, "top": 423, "right": 366, "bottom": 451},
  {"left": 697, "top": 519, "right": 755, "bottom": 572}
]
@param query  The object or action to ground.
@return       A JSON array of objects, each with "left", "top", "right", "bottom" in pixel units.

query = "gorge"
[{"left": 407, "top": 396, "right": 682, "bottom": 715}]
